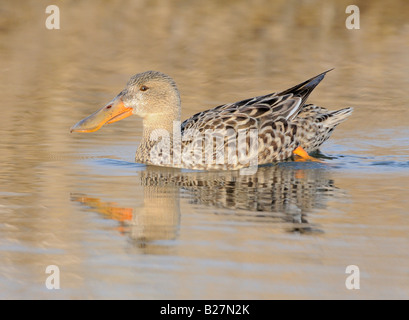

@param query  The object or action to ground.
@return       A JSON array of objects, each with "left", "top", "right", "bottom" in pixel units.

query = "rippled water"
[{"left": 0, "top": 0, "right": 408, "bottom": 299}]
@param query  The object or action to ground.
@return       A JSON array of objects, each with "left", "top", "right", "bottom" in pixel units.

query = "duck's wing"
[
  {"left": 181, "top": 69, "right": 333, "bottom": 132},
  {"left": 271, "top": 68, "right": 334, "bottom": 120},
  {"left": 181, "top": 93, "right": 300, "bottom": 133}
]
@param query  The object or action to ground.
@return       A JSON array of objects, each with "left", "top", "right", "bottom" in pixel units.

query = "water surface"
[{"left": 0, "top": 0, "right": 408, "bottom": 299}]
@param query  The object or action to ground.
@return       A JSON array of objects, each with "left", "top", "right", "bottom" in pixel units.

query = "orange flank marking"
[{"left": 293, "top": 146, "right": 323, "bottom": 163}]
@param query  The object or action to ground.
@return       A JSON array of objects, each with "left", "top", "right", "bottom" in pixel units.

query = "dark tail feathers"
[{"left": 279, "top": 69, "right": 334, "bottom": 106}]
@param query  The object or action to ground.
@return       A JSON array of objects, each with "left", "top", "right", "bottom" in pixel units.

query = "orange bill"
[{"left": 70, "top": 96, "right": 133, "bottom": 133}]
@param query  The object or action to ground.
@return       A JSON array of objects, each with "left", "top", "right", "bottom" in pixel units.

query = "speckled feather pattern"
[{"left": 134, "top": 70, "right": 353, "bottom": 170}]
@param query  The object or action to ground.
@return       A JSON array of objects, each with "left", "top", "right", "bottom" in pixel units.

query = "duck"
[{"left": 70, "top": 70, "right": 353, "bottom": 170}]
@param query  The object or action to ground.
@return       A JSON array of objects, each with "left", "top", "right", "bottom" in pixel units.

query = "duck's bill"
[{"left": 70, "top": 97, "right": 133, "bottom": 133}]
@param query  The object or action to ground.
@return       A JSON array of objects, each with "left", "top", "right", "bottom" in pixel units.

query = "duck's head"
[{"left": 70, "top": 71, "right": 181, "bottom": 133}]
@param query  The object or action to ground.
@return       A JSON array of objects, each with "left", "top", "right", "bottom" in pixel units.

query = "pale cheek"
[{"left": 128, "top": 94, "right": 148, "bottom": 116}]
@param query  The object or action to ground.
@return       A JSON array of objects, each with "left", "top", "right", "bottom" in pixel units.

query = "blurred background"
[{"left": 0, "top": 0, "right": 408, "bottom": 299}]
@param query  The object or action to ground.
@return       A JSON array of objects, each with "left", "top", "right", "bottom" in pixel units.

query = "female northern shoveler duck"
[{"left": 71, "top": 70, "right": 352, "bottom": 170}]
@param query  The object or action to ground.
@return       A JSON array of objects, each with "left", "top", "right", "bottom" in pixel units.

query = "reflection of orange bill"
[
  {"left": 109, "top": 207, "right": 133, "bottom": 222},
  {"left": 72, "top": 195, "right": 133, "bottom": 221},
  {"left": 294, "top": 170, "right": 305, "bottom": 180}
]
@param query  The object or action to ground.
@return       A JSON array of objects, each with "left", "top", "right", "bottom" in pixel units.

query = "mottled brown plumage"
[{"left": 71, "top": 70, "right": 353, "bottom": 170}]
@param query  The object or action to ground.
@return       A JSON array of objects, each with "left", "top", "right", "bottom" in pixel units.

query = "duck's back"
[{"left": 177, "top": 70, "right": 352, "bottom": 169}]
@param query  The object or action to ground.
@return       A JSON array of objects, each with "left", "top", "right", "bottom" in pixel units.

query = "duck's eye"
[{"left": 140, "top": 85, "right": 149, "bottom": 91}]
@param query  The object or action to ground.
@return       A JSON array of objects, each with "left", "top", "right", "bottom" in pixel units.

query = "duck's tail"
[
  {"left": 322, "top": 107, "right": 354, "bottom": 128},
  {"left": 295, "top": 105, "right": 353, "bottom": 153}
]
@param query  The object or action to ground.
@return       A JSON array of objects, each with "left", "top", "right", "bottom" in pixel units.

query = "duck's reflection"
[
  {"left": 71, "top": 166, "right": 181, "bottom": 251},
  {"left": 72, "top": 163, "right": 340, "bottom": 249}
]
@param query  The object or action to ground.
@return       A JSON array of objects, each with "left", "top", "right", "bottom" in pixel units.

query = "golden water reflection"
[{"left": 72, "top": 164, "right": 338, "bottom": 250}]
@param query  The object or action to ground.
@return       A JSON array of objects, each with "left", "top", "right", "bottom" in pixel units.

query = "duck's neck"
[{"left": 136, "top": 112, "right": 181, "bottom": 165}]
